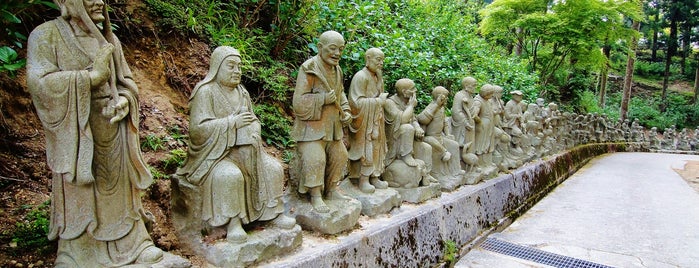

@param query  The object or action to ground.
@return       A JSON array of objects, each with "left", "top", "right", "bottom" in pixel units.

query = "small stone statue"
[
  {"left": 504, "top": 90, "right": 524, "bottom": 137},
  {"left": 26, "top": 0, "right": 185, "bottom": 266},
  {"left": 417, "top": 86, "right": 465, "bottom": 190},
  {"left": 175, "top": 46, "right": 296, "bottom": 242},
  {"left": 384, "top": 78, "right": 435, "bottom": 187},
  {"left": 451, "top": 77, "right": 477, "bottom": 150},
  {"left": 291, "top": 30, "right": 352, "bottom": 213},
  {"left": 348, "top": 48, "right": 389, "bottom": 193},
  {"left": 383, "top": 79, "right": 440, "bottom": 202},
  {"left": 469, "top": 84, "right": 498, "bottom": 176}
]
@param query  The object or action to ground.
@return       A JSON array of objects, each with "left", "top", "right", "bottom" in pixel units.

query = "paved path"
[{"left": 457, "top": 152, "right": 699, "bottom": 268}]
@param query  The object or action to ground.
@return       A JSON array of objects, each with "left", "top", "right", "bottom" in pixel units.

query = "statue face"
[
  {"left": 216, "top": 56, "right": 242, "bottom": 88},
  {"left": 399, "top": 85, "right": 416, "bottom": 99},
  {"left": 318, "top": 36, "right": 345, "bottom": 67},
  {"left": 366, "top": 53, "right": 384, "bottom": 74},
  {"left": 512, "top": 94, "right": 522, "bottom": 102},
  {"left": 83, "top": 0, "right": 105, "bottom": 23}
]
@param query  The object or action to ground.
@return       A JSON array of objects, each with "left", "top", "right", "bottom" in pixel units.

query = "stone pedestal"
[
  {"left": 394, "top": 183, "right": 441, "bottom": 203},
  {"left": 339, "top": 180, "right": 401, "bottom": 216},
  {"left": 437, "top": 174, "right": 465, "bottom": 191},
  {"left": 171, "top": 178, "right": 301, "bottom": 267},
  {"left": 288, "top": 192, "right": 362, "bottom": 234},
  {"left": 463, "top": 171, "right": 484, "bottom": 185}
]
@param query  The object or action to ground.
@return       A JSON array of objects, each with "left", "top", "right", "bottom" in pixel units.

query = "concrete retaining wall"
[{"left": 262, "top": 143, "right": 643, "bottom": 267}]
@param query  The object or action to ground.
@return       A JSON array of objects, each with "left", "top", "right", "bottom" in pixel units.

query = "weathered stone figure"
[
  {"left": 418, "top": 86, "right": 464, "bottom": 190},
  {"left": 451, "top": 77, "right": 476, "bottom": 149},
  {"left": 348, "top": 48, "right": 389, "bottom": 193},
  {"left": 470, "top": 84, "right": 497, "bottom": 173},
  {"left": 27, "top": 0, "right": 171, "bottom": 266},
  {"left": 175, "top": 46, "right": 295, "bottom": 243},
  {"left": 384, "top": 78, "right": 435, "bottom": 188},
  {"left": 504, "top": 90, "right": 524, "bottom": 136},
  {"left": 292, "top": 30, "right": 352, "bottom": 213}
]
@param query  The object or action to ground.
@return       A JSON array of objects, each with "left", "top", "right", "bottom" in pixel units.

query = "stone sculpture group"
[{"left": 26, "top": 9, "right": 689, "bottom": 265}]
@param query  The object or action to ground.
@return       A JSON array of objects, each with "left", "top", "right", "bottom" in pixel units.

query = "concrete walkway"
[{"left": 457, "top": 152, "right": 699, "bottom": 268}]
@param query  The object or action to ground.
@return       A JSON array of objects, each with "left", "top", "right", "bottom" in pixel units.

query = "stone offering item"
[
  {"left": 289, "top": 30, "right": 361, "bottom": 233},
  {"left": 26, "top": 0, "right": 188, "bottom": 266},
  {"left": 383, "top": 78, "right": 441, "bottom": 203},
  {"left": 417, "top": 86, "right": 465, "bottom": 190},
  {"left": 172, "top": 46, "right": 300, "bottom": 266}
]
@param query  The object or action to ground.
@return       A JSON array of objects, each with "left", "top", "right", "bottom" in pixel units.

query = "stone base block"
[
  {"left": 289, "top": 192, "right": 362, "bottom": 234},
  {"left": 203, "top": 225, "right": 302, "bottom": 267},
  {"left": 150, "top": 252, "right": 191, "bottom": 268},
  {"left": 437, "top": 174, "right": 465, "bottom": 191},
  {"left": 463, "top": 171, "right": 484, "bottom": 185},
  {"left": 340, "top": 180, "right": 401, "bottom": 216},
  {"left": 394, "top": 182, "right": 441, "bottom": 203}
]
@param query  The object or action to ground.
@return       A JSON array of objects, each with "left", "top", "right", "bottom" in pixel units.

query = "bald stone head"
[{"left": 318, "top": 31, "right": 345, "bottom": 67}]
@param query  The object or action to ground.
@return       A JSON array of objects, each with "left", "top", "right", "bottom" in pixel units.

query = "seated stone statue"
[
  {"left": 175, "top": 47, "right": 295, "bottom": 243},
  {"left": 417, "top": 86, "right": 464, "bottom": 190},
  {"left": 383, "top": 78, "right": 435, "bottom": 188},
  {"left": 26, "top": 0, "right": 183, "bottom": 266}
]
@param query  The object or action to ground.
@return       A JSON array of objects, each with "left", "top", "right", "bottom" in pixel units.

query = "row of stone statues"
[{"left": 25, "top": 4, "right": 682, "bottom": 265}]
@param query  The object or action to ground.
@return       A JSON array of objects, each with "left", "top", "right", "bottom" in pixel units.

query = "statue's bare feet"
[
  {"left": 421, "top": 174, "right": 437, "bottom": 186},
  {"left": 402, "top": 154, "right": 419, "bottom": 167},
  {"left": 441, "top": 151, "right": 451, "bottom": 162},
  {"left": 136, "top": 246, "right": 163, "bottom": 264},
  {"left": 271, "top": 214, "right": 296, "bottom": 229},
  {"left": 370, "top": 177, "right": 388, "bottom": 189},
  {"left": 226, "top": 219, "right": 247, "bottom": 243},
  {"left": 359, "top": 177, "right": 376, "bottom": 193},
  {"left": 327, "top": 189, "right": 350, "bottom": 200},
  {"left": 311, "top": 195, "right": 330, "bottom": 213}
]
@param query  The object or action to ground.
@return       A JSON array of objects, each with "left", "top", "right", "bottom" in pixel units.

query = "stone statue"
[
  {"left": 662, "top": 126, "right": 676, "bottom": 150},
  {"left": 450, "top": 77, "right": 476, "bottom": 150},
  {"left": 417, "top": 86, "right": 465, "bottom": 190},
  {"left": 291, "top": 30, "right": 352, "bottom": 213},
  {"left": 26, "top": 0, "right": 185, "bottom": 266},
  {"left": 649, "top": 127, "right": 660, "bottom": 149},
  {"left": 175, "top": 46, "right": 296, "bottom": 242},
  {"left": 383, "top": 79, "right": 440, "bottom": 202},
  {"left": 172, "top": 47, "right": 300, "bottom": 266},
  {"left": 348, "top": 48, "right": 389, "bottom": 193},
  {"left": 384, "top": 79, "right": 434, "bottom": 186},
  {"left": 504, "top": 90, "right": 524, "bottom": 137},
  {"left": 678, "top": 128, "right": 691, "bottom": 151},
  {"left": 469, "top": 84, "right": 498, "bottom": 176}
]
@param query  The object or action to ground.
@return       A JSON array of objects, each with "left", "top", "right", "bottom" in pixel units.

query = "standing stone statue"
[
  {"left": 291, "top": 30, "right": 352, "bottom": 213},
  {"left": 172, "top": 46, "right": 300, "bottom": 266},
  {"left": 26, "top": 0, "right": 186, "bottom": 266},
  {"left": 417, "top": 86, "right": 464, "bottom": 190},
  {"left": 383, "top": 79, "right": 440, "bottom": 202},
  {"left": 290, "top": 31, "right": 361, "bottom": 234},
  {"left": 469, "top": 84, "right": 498, "bottom": 177},
  {"left": 348, "top": 48, "right": 389, "bottom": 193},
  {"left": 451, "top": 77, "right": 477, "bottom": 151}
]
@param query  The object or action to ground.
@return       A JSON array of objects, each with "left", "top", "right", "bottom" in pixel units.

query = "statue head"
[
  {"left": 364, "top": 48, "right": 384, "bottom": 75},
  {"left": 478, "top": 84, "right": 495, "bottom": 100},
  {"left": 510, "top": 90, "right": 523, "bottom": 102},
  {"left": 432, "top": 86, "right": 449, "bottom": 105},
  {"left": 461, "top": 77, "right": 477, "bottom": 93},
  {"left": 536, "top": 98, "right": 545, "bottom": 107},
  {"left": 318, "top": 31, "right": 345, "bottom": 67},
  {"left": 192, "top": 46, "right": 241, "bottom": 98},
  {"left": 56, "top": 0, "right": 106, "bottom": 23},
  {"left": 492, "top": 85, "right": 503, "bottom": 98},
  {"left": 395, "top": 78, "right": 416, "bottom": 100}
]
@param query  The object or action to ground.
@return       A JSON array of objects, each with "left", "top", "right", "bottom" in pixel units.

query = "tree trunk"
[
  {"left": 651, "top": 7, "right": 660, "bottom": 61},
  {"left": 661, "top": 1, "right": 678, "bottom": 112},
  {"left": 694, "top": 63, "right": 699, "bottom": 104},
  {"left": 599, "top": 44, "right": 611, "bottom": 108},
  {"left": 680, "top": 23, "right": 690, "bottom": 75},
  {"left": 621, "top": 20, "right": 640, "bottom": 121}
]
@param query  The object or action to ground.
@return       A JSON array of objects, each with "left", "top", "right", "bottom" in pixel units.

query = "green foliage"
[
  {"left": 315, "top": 0, "right": 537, "bottom": 110},
  {"left": 628, "top": 92, "right": 697, "bottom": 129},
  {"left": 0, "top": 46, "right": 25, "bottom": 76},
  {"left": 162, "top": 148, "right": 187, "bottom": 170},
  {"left": 442, "top": 239, "right": 458, "bottom": 263},
  {"left": 634, "top": 60, "right": 681, "bottom": 79},
  {"left": 282, "top": 150, "right": 295, "bottom": 164},
  {"left": 11, "top": 200, "right": 53, "bottom": 254},
  {"left": 253, "top": 104, "right": 293, "bottom": 148},
  {"left": 149, "top": 165, "right": 169, "bottom": 180},
  {"left": 141, "top": 134, "right": 166, "bottom": 151}
]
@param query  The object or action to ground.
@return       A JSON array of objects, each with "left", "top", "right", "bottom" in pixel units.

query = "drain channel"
[{"left": 480, "top": 237, "right": 615, "bottom": 268}]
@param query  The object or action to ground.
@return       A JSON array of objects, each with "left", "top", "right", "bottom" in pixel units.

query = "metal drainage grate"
[{"left": 480, "top": 237, "right": 616, "bottom": 268}]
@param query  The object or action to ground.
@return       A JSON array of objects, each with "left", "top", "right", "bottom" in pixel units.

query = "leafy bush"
[
  {"left": 253, "top": 104, "right": 293, "bottom": 148},
  {"left": 628, "top": 92, "right": 696, "bottom": 130},
  {"left": 0, "top": 46, "right": 25, "bottom": 76},
  {"left": 11, "top": 200, "right": 53, "bottom": 254},
  {"left": 162, "top": 148, "right": 187, "bottom": 171}
]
